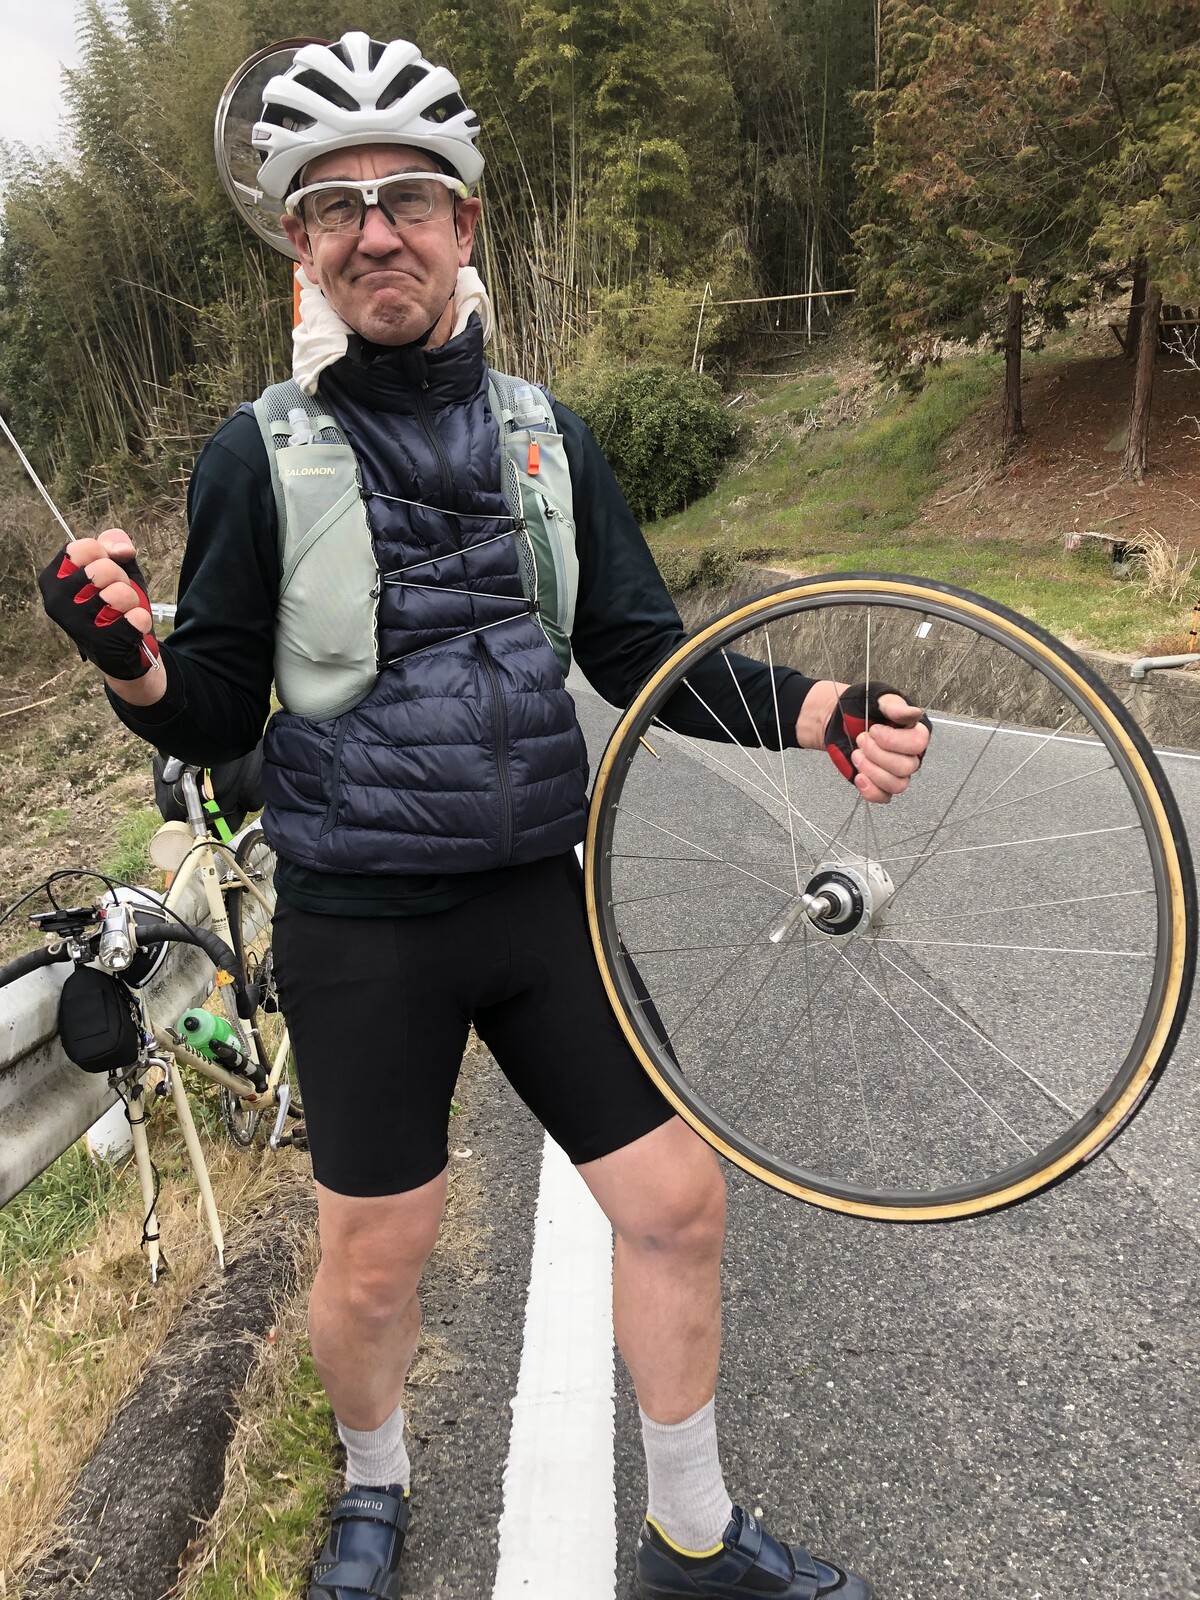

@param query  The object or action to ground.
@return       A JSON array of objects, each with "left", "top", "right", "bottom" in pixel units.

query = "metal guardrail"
[{"left": 0, "top": 874, "right": 213, "bottom": 1208}]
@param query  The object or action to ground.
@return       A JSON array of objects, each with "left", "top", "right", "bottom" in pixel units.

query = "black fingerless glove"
[
  {"left": 39, "top": 547, "right": 161, "bottom": 680},
  {"left": 824, "top": 681, "right": 931, "bottom": 783}
]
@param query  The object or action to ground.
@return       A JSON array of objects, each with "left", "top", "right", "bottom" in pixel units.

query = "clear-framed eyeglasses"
[{"left": 284, "top": 172, "right": 469, "bottom": 234}]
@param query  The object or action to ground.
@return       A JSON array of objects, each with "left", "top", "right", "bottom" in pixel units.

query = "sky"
[{"left": 0, "top": 3, "right": 83, "bottom": 154}]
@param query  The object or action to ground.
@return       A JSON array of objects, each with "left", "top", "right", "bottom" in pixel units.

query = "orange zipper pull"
[{"left": 527, "top": 438, "right": 540, "bottom": 475}]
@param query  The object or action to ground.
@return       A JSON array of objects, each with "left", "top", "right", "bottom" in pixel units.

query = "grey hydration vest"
[{"left": 251, "top": 372, "right": 579, "bottom": 723}]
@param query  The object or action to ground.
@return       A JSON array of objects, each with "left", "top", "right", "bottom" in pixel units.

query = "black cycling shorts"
[{"left": 271, "top": 852, "right": 676, "bottom": 1196}]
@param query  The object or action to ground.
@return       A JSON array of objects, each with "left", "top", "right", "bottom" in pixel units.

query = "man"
[{"left": 40, "top": 34, "right": 928, "bottom": 1600}]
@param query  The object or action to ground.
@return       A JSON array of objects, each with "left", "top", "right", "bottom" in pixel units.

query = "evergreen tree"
[
  {"left": 1086, "top": 1, "right": 1200, "bottom": 479},
  {"left": 853, "top": 0, "right": 1110, "bottom": 455}
]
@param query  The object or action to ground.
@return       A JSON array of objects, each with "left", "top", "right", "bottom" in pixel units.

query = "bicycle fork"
[{"left": 127, "top": 1055, "right": 227, "bottom": 1279}]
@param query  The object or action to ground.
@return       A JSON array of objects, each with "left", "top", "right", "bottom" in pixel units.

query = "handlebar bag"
[{"left": 58, "top": 966, "right": 141, "bottom": 1074}]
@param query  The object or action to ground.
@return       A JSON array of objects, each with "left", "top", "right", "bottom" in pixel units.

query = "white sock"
[
  {"left": 640, "top": 1397, "right": 733, "bottom": 1554},
  {"left": 337, "top": 1399, "right": 411, "bottom": 1491}
]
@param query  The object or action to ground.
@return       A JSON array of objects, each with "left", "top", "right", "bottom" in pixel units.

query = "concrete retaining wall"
[{"left": 672, "top": 564, "right": 1200, "bottom": 752}]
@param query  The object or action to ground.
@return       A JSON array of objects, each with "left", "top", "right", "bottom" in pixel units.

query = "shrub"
[{"left": 556, "top": 364, "right": 741, "bottom": 523}]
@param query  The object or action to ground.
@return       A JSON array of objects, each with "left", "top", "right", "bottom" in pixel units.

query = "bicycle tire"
[
  {"left": 585, "top": 573, "right": 1196, "bottom": 1221},
  {"left": 222, "top": 826, "right": 287, "bottom": 1146}
]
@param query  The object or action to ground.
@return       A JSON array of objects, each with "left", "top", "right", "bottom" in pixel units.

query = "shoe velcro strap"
[
  {"left": 310, "top": 1557, "right": 403, "bottom": 1598},
  {"left": 731, "top": 1512, "right": 824, "bottom": 1594},
  {"left": 730, "top": 1510, "right": 765, "bottom": 1563},
  {"left": 330, "top": 1489, "right": 408, "bottom": 1529},
  {"left": 789, "top": 1545, "right": 823, "bottom": 1591}
]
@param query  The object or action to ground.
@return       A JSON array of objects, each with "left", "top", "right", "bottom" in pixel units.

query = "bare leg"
[
  {"left": 579, "top": 1118, "right": 726, "bottom": 1422},
  {"left": 308, "top": 1169, "right": 448, "bottom": 1431}
]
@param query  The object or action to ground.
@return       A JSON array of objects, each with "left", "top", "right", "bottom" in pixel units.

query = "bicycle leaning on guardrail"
[{"left": 0, "top": 758, "right": 300, "bottom": 1280}]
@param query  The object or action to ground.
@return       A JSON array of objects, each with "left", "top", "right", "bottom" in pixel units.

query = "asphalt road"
[{"left": 393, "top": 673, "right": 1199, "bottom": 1600}]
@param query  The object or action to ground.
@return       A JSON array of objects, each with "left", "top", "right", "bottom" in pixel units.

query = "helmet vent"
[
  {"left": 294, "top": 69, "right": 360, "bottom": 112},
  {"left": 376, "top": 64, "right": 429, "bottom": 110},
  {"left": 261, "top": 103, "right": 317, "bottom": 132},
  {"left": 367, "top": 38, "right": 386, "bottom": 69},
  {"left": 425, "top": 93, "right": 466, "bottom": 125}
]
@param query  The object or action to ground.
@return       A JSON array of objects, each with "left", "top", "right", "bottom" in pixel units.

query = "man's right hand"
[{"left": 39, "top": 529, "right": 165, "bottom": 697}]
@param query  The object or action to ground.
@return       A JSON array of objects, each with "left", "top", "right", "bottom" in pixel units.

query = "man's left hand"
[{"left": 796, "top": 680, "right": 930, "bottom": 804}]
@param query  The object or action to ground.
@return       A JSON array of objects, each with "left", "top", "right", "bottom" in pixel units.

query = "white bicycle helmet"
[{"left": 252, "top": 32, "right": 483, "bottom": 200}]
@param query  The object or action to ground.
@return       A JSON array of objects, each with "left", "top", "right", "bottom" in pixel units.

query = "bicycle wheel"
[
  {"left": 222, "top": 826, "right": 286, "bottom": 1146},
  {"left": 585, "top": 574, "right": 1195, "bottom": 1221}
]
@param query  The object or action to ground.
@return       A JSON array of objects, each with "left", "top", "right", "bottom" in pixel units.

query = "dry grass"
[
  {"left": 170, "top": 1057, "right": 490, "bottom": 1598},
  {"left": 0, "top": 1117, "right": 305, "bottom": 1593},
  {"left": 170, "top": 1229, "right": 336, "bottom": 1600},
  {"left": 1125, "top": 526, "right": 1199, "bottom": 604}
]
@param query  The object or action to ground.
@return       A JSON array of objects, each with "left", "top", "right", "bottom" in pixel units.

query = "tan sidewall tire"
[{"left": 585, "top": 576, "right": 1194, "bottom": 1221}]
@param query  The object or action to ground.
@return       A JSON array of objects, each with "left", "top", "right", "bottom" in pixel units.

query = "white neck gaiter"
[{"left": 291, "top": 264, "right": 494, "bottom": 394}]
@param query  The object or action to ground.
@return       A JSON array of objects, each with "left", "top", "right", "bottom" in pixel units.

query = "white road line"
[
  {"left": 491, "top": 1133, "right": 617, "bottom": 1600},
  {"left": 931, "top": 713, "right": 1200, "bottom": 763}
]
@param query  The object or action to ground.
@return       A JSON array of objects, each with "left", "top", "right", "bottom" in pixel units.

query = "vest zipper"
[
  {"left": 414, "top": 381, "right": 457, "bottom": 510},
  {"left": 415, "top": 380, "right": 516, "bottom": 866}
]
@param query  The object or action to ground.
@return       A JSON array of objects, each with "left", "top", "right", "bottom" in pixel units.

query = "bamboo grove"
[{"left": 0, "top": 0, "right": 1196, "bottom": 501}]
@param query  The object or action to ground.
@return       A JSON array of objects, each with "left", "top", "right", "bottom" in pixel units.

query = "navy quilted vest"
[{"left": 260, "top": 318, "right": 589, "bottom": 874}]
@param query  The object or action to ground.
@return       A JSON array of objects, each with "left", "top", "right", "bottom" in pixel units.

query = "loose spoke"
[
  {"left": 689, "top": 940, "right": 793, "bottom": 1095},
  {"left": 884, "top": 759, "right": 1118, "bottom": 854},
  {"left": 886, "top": 717, "right": 1007, "bottom": 903},
  {"left": 974, "top": 710, "right": 1080, "bottom": 808},
  {"left": 616, "top": 897, "right": 794, "bottom": 1044},
  {"left": 620, "top": 939, "right": 762, "bottom": 957},
  {"left": 800, "top": 922, "right": 829, "bottom": 1174},
  {"left": 725, "top": 933, "right": 842, "bottom": 1132},
  {"left": 923, "top": 627, "right": 985, "bottom": 711}
]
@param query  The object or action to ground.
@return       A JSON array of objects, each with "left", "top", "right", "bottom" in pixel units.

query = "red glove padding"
[
  {"left": 824, "top": 681, "right": 931, "bottom": 783},
  {"left": 39, "top": 546, "right": 160, "bottom": 680}
]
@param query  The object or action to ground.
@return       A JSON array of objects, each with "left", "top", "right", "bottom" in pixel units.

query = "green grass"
[
  {"left": 0, "top": 1140, "right": 131, "bottom": 1279},
  {"left": 184, "top": 1352, "right": 338, "bottom": 1599},
  {"left": 101, "top": 806, "right": 161, "bottom": 885},
  {"left": 748, "top": 372, "right": 839, "bottom": 419},
  {"left": 647, "top": 355, "right": 1184, "bottom": 653}
]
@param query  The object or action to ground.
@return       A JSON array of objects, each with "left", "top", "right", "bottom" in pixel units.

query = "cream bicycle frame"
[{"left": 124, "top": 767, "right": 290, "bottom": 1281}]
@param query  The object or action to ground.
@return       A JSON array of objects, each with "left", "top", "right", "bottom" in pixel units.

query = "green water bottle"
[{"left": 176, "top": 1008, "right": 249, "bottom": 1073}]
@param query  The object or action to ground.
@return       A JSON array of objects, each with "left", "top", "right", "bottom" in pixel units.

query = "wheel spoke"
[
  {"left": 615, "top": 809, "right": 794, "bottom": 898},
  {"left": 676, "top": 675, "right": 838, "bottom": 861},
  {"left": 899, "top": 887, "right": 1154, "bottom": 927},
  {"left": 875, "top": 936, "right": 1153, "bottom": 960},
  {"left": 824, "top": 939, "right": 1037, "bottom": 1155},
  {"left": 592, "top": 582, "right": 1188, "bottom": 1217},
  {"left": 879, "top": 823, "right": 1142, "bottom": 865},
  {"left": 875, "top": 949, "right": 1082, "bottom": 1123}
]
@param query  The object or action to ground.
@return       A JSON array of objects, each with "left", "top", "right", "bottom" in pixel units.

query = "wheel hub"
[{"left": 769, "top": 856, "right": 896, "bottom": 943}]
